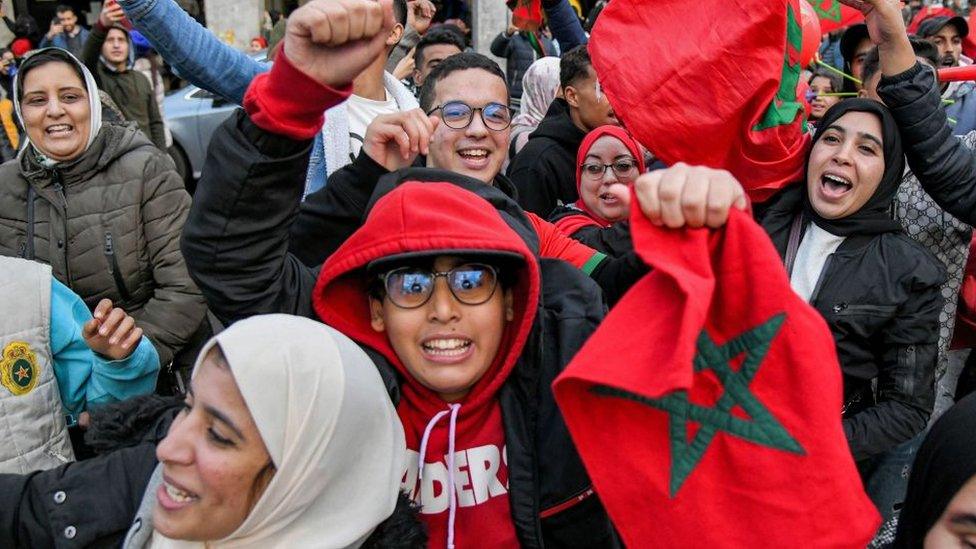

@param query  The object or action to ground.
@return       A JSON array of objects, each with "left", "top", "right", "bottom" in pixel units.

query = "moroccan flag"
[
  {"left": 807, "top": 0, "right": 864, "bottom": 33},
  {"left": 506, "top": 0, "right": 543, "bottom": 31},
  {"left": 589, "top": 0, "right": 811, "bottom": 202},
  {"left": 552, "top": 206, "right": 880, "bottom": 547}
]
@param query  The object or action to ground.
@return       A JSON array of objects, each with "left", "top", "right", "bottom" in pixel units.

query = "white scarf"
[
  {"left": 12, "top": 48, "right": 103, "bottom": 166},
  {"left": 148, "top": 315, "right": 406, "bottom": 549}
]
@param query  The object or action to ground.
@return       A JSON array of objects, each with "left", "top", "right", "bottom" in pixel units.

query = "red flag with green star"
[
  {"left": 808, "top": 0, "right": 864, "bottom": 33},
  {"left": 552, "top": 204, "right": 880, "bottom": 547},
  {"left": 589, "top": 0, "right": 811, "bottom": 202}
]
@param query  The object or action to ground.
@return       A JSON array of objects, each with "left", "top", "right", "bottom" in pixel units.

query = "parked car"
[{"left": 163, "top": 52, "right": 266, "bottom": 194}]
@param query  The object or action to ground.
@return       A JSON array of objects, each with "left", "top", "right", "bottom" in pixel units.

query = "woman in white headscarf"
[
  {"left": 508, "top": 56, "right": 561, "bottom": 157},
  {"left": 0, "top": 314, "right": 422, "bottom": 549}
]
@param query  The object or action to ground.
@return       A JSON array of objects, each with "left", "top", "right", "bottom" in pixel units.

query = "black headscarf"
[
  {"left": 893, "top": 393, "right": 976, "bottom": 548},
  {"left": 804, "top": 99, "right": 904, "bottom": 236},
  {"left": 762, "top": 99, "right": 904, "bottom": 252}
]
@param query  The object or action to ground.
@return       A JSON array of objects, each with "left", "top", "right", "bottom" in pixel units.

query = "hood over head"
[
  {"left": 151, "top": 314, "right": 406, "bottom": 549},
  {"left": 314, "top": 179, "right": 541, "bottom": 413},
  {"left": 99, "top": 24, "right": 136, "bottom": 72},
  {"left": 13, "top": 47, "right": 102, "bottom": 166}
]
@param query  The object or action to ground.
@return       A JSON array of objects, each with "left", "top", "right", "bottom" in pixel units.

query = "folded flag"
[
  {"left": 553, "top": 205, "right": 880, "bottom": 547},
  {"left": 589, "top": 0, "right": 811, "bottom": 203}
]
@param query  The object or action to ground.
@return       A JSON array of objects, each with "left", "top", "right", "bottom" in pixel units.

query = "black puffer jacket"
[
  {"left": 507, "top": 98, "right": 587, "bottom": 217},
  {"left": 181, "top": 112, "right": 619, "bottom": 547},
  {"left": 547, "top": 206, "right": 634, "bottom": 257},
  {"left": 0, "top": 396, "right": 427, "bottom": 548},
  {"left": 760, "top": 196, "right": 945, "bottom": 462}
]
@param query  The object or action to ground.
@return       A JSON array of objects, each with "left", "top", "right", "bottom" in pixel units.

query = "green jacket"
[{"left": 81, "top": 23, "right": 167, "bottom": 150}]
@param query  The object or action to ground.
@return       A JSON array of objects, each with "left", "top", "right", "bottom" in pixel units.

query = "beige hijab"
[{"left": 150, "top": 314, "right": 406, "bottom": 549}]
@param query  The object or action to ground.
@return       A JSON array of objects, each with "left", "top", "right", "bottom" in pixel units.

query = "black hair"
[
  {"left": 393, "top": 0, "right": 408, "bottom": 29},
  {"left": 859, "top": 47, "right": 881, "bottom": 86},
  {"left": 560, "top": 44, "right": 592, "bottom": 90},
  {"left": 909, "top": 35, "right": 940, "bottom": 68},
  {"left": 414, "top": 28, "right": 465, "bottom": 69},
  {"left": 268, "top": 8, "right": 282, "bottom": 22},
  {"left": 418, "top": 52, "right": 508, "bottom": 111},
  {"left": 283, "top": 1, "right": 299, "bottom": 18},
  {"left": 55, "top": 4, "right": 75, "bottom": 15},
  {"left": 14, "top": 15, "right": 39, "bottom": 39},
  {"left": 16, "top": 49, "right": 87, "bottom": 100}
]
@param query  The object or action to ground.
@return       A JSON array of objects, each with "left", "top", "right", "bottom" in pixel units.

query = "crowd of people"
[{"left": 0, "top": 0, "right": 975, "bottom": 546}]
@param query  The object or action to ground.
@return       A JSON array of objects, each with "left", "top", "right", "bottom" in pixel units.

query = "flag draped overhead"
[
  {"left": 808, "top": 0, "right": 865, "bottom": 33},
  {"left": 589, "top": 0, "right": 811, "bottom": 202},
  {"left": 553, "top": 205, "right": 881, "bottom": 547}
]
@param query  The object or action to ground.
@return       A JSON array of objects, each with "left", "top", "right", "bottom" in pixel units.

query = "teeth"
[
  {"left": 459, "top": 150, "right": 488, "bottom": 158},
  {"left": 823, "top": 174, "right": 852, "bottom": 187},
  {"left": 423, "top": 338, "right": 472, "bottom": 355},
  {"left": 47, "top": 125, "right": 71, "bottom": 133},
  {"left": 164, "top": 481, "right": 197, "bottom": 503}
]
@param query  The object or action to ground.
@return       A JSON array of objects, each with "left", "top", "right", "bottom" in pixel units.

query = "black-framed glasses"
[
  {"left": 427, "top": 101, "right": 512, "bottom": 131},
  {"left": 579, "top": 159, "right": 639, "bottom": 179},
  {"left": 380, "top": 263, "right": 499, "bottom": 309}
]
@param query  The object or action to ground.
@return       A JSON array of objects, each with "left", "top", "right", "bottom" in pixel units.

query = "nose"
[
  {"left": 156, "top": 410, "right": 195, "bottom": 466},
  {"left": 427, "top": 277, "right": 461, "bottom": 323},
  {"left": 601, "top": 165, "right": 619, "bottom": 185},
  {"left": 464, "top": 109, "right": 489, "bottom": 138},
  {"left": 45, "top": 97, "right": 66, "bottom": 118},
  {"left": 832, "top": 140, "right": 855, "bottom": 165}
]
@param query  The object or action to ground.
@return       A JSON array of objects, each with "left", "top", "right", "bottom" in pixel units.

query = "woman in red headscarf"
[{"left": 548, "top": 125, "right": 645, "bottom": 256}]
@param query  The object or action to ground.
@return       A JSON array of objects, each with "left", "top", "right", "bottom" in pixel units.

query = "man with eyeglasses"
[{"left": 507, "top": 44, "right": 621, "bottom": 218}]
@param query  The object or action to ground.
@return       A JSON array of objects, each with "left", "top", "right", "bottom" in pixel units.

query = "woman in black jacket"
[
  {"left": 0, "top": 315, "right": 425, "bottom": 549},
  {"left": 758, "top": 99, "right": 944, "bottom": 465}
]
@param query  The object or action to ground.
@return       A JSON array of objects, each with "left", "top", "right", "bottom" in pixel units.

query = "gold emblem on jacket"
[{"left": 1, "top": 342, "right": 40, "bottom": 396}]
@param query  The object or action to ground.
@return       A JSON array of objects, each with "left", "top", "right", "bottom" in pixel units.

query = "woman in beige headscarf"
[
  {"left": 0, "top": 314, "right": 420, "bottom": 549},
  {"left": 508, "top": 56, "right": 561, "bottom": 156}
]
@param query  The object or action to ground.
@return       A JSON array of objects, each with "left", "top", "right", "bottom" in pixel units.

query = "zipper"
[
  {"left": 104, "top": 231, "right": 133, "bottom": 303},
  {"left": 52, "top": 172, "right": 73, "bottom": 285},
  {"left": 831, "top": 303, "right": 897, "bottom": 315},
  {"left": 539, "top": 486, "right": 595, "bottom": 519}
]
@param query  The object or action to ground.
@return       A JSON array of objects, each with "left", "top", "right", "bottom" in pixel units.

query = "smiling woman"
[{"left": 0, "top": 47, "right": 207, "bottom": 370}]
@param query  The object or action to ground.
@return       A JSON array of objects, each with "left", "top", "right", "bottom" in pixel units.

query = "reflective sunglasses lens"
[
  {"left": 449, "top": 265, "right": 497, "bottom": 304},
  {"left": 482, "top": 104, "right": 511, "bottom": 129},
  {"left": 387, "top": 270, "right": 434, "bottom": 307}
]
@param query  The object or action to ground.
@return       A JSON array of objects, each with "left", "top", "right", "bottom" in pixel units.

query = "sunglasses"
[{"left": 380, "top": 263, "right": 500, "bottom": 309}]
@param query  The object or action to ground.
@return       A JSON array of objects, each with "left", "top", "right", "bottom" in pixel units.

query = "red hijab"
[{"left": 556, "top": 125, "right": 645, "bottom": 235}]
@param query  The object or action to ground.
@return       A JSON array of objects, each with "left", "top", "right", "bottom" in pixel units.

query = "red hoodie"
[{"left": 313, "top": 182, "right": 541, "bottom": 548}]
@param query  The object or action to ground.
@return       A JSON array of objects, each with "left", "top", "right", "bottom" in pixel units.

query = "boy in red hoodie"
[{"left": 180, "top": 0, "right": 748, "bottom": 545}]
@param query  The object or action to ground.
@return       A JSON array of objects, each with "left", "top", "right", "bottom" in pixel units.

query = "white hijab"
[
  {"left": 12, "top": 47, "right": 102, "bottom": 165},
  {"left": 150, "top": 315, "right": 407, "bottom": 549}
]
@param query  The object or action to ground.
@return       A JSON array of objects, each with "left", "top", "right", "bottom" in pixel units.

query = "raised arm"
[
  {"left": 181, "top": 0, "right": 396, "bottom": 324},
  {"left": 117, "top": 0, "right": 269, "bottom": 104}
]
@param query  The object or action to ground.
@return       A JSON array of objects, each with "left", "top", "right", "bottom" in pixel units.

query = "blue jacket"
[
  {"left": 50, "top": 278, "right": 159, "bottom": 422},
  {"left": 945, "top": 80, "right": 976, "bottom": 136},
  {"left": 38, "top": 27, "right": 91, "bottom": 58}
]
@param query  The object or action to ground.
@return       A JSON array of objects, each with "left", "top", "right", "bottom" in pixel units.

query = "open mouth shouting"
[
  {"left": 420, "top": 335, "right": 474, "bottom": 364},
  {"left": 45, "top": 124, "right": 74, "bottom": 138},
  {"left": 819, "top": 172, "right": 854, "bottom": 200}
]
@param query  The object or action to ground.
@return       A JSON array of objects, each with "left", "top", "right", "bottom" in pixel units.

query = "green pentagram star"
[{"left": 592, "top": 313, "right": 804, "bottom": 497}]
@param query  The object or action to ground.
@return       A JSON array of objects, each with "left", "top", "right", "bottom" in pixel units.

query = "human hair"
[
  {"left": 909, "top": 35, "right": 940, "bottom": 68},
  {"left": 418, "top": 52, "right": 508, "bottom": 111},
  {"left": 414, "top": 27, "right": 465, "bottom": 69},
  {"left": 56, "top": 4, "right": 76, "bottom": 16},
  {"left": 393, "top": 0, "right": 408, "bottom": 28},
  {"left": 808, "top": 68, "right": 842, "bottom": 94},
  {"left": 16, "top": 49, "right": 87, "bottom": 100},
  {"left": 560, "top": 45, "right": 592, "bottom": 90},
  {"left": 860, "top": 47, "right": 881, "bottom": 85}
]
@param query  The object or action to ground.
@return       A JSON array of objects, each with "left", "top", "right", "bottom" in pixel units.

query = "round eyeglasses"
[
  {"left": 427, "top": 101, "right": 512, "bottom": 131},
  {"left": 380, "top": 263, "right": 500, "bottom": 309}
]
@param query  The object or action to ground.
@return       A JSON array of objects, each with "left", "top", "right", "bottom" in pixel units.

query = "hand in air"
[
  {"left": 634, "top": 163, "right": 748, "bottom": 229},
  {"left": 363, "top": 109, "right": 440, "bottom": 171},
  {"left": 285, "top": 0, "right": 396, "bottom": 89},
  {"left": 82, "top": 299, "right": 144, "bottom": 360}
]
